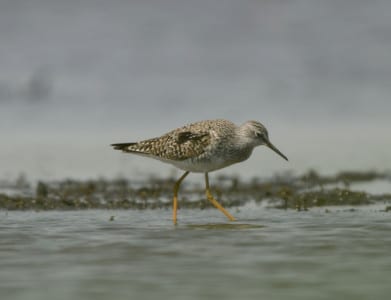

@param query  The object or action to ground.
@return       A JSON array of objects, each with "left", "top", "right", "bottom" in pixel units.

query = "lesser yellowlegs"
[{"left": 111, "top": 119, "right": 288, "bottom": 224}]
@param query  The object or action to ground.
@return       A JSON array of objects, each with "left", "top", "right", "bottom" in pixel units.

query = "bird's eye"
[{"left": 256, "top": 132, "right": 268, "bottom": 140}]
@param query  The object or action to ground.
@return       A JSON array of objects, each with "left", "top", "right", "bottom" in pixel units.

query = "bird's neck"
[
  {"left": 230, "top": 135, "right": 257, "bottom": 161},
  {"left": 228, "top": 135, "right": 254, "bottom": 163},
  {"left": 235, "top": 127, "right": 259, "bottom": 149}
]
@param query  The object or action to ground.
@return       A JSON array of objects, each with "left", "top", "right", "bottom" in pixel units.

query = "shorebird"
[{"left": 111, "top": 119, "right": 288, "bottom": 224}]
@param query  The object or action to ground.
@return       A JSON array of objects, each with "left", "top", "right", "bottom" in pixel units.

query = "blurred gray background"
[{"left": 1, "top": 0, "right": 390, "bottom": 181}]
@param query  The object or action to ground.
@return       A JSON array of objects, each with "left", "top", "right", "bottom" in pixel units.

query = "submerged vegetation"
[{"left": 0, "top": 170, "right": 390, "bottom": 211}]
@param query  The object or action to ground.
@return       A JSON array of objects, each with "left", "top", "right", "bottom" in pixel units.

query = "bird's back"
[{"left": 112, "top": 119, "right": 236, "bottom": 162}]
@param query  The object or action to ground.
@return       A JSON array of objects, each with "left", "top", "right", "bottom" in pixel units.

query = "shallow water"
[{"left": 1, "top": 205, "right": 390, "bottom": 300}]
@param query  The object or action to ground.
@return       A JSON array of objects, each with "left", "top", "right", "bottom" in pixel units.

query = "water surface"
[{"left": 1, "top": 206, "right": 390, "bottom": 300}]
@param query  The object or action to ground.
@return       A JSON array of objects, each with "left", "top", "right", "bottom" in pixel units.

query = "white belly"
[{"left": 169, "top": 151, "right": 252, "bottom": 173}]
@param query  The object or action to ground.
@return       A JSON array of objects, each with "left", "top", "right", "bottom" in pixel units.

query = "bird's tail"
[{"left": 111, "top": 143, "right": 137, "bottom": 152}]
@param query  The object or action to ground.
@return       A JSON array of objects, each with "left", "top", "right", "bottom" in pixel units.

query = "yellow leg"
[
  {"left": 172, "top": 171, "right": 190, "bottom": 225},
  {"left": 205, "top": 173, "right": 236, "bottom": 221}
]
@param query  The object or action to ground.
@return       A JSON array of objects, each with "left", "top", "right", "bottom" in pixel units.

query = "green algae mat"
[{"left": 1, "top": 170, "right": 390, "bottom": 211}]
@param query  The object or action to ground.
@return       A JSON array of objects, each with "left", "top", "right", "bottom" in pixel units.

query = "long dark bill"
[{"left": 266, "top": 141, "right": 288, "bottom": 161}]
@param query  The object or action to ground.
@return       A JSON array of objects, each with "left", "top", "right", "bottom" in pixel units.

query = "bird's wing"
[{"left": 111, "top": 130, "right": 211, "bottom": 161}]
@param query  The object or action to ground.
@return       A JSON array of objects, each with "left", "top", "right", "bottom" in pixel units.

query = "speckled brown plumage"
[{"left": 112, "top": 119, "right": 234, "bottom": 161}]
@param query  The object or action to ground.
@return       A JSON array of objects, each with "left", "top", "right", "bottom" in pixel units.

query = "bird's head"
[{"left": 242, "top": 120, "right": 288, "bottom": 161}]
